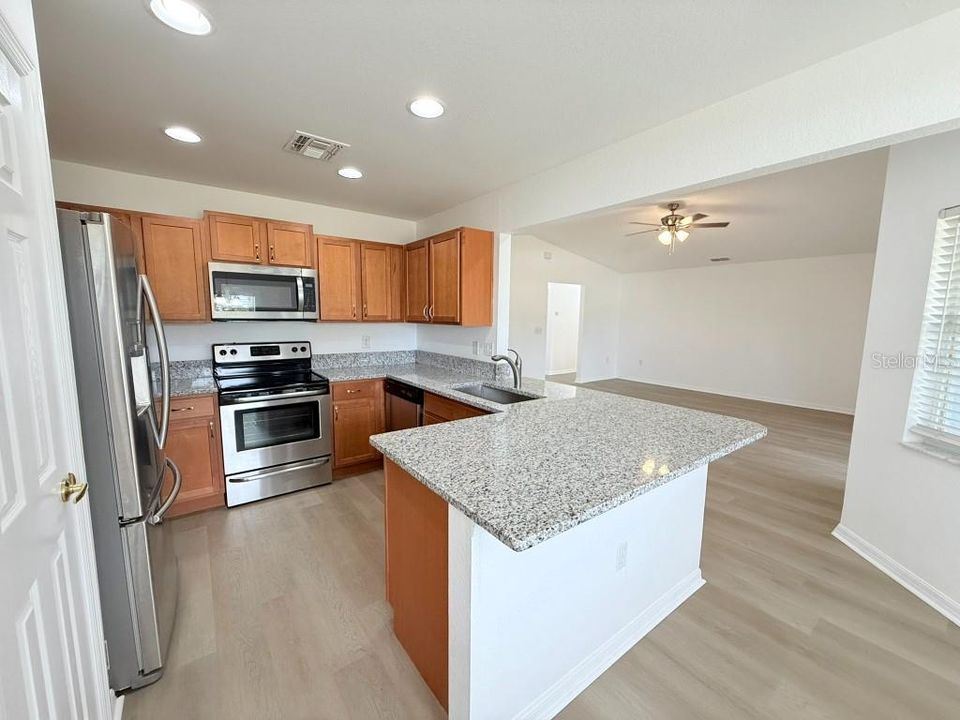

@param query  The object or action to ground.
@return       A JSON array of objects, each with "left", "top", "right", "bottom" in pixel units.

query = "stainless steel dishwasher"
[{"left": 384, "top": 378, "right": 424, "bottom": 431}]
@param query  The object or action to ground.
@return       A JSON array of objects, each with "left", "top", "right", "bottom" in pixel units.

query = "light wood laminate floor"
[{"left": 125, "top": 381, "right": 960, "bottom": 720}]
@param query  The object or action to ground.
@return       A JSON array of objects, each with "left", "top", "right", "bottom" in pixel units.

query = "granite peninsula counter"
[{"left": 369, "top": 379, "right": 766, "bottom": 719}]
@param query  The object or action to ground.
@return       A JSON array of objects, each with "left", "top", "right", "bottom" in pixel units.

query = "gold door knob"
[{"left": 59, "top": 473, "right": 88, "bottom": 504}]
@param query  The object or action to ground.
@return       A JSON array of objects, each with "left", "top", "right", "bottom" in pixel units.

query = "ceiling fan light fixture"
[
  {"left": 675, "top": 229, "right": 690, "bottom": 242},
  {"left": 657, "top": 229, "right": 673, "bottom": 245}
]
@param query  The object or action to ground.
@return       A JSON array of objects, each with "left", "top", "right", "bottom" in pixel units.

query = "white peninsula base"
[{"left": 447, "top": 464, "right": 709, "bottom": 720}]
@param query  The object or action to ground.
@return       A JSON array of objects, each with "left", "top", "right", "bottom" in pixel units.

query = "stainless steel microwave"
[{"left": 208, "top": 262, "right": 318, "bottom": 321}]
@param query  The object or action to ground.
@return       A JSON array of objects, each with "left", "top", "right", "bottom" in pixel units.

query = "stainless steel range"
[{"left": 214, "top": 342, "right": 333, "bottom": 506}]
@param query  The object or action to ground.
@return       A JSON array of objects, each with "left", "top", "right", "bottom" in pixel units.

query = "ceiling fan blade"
[
  {"left": 628, "top": 221, "right": 662, "bottom": 226},
  {"left": 624, "top": 229, "right": 659, "bottom": 236},
  {"left": 687, "top": 222, "right": 729, "bottom": 228},
  {"left": 679, "top": 213, "right": 707, "bottom": 225}
]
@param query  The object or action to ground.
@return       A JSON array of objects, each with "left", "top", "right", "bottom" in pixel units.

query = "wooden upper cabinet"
[
  {"left": 404, "top": 240, "right": 430, "bottom": 323},
  {"left": 429, "top": 231, "right": 461, "bottom": 324},
  {"left": 387, "top": 244, "right": 405, "bottom": 322},
  {"left": 317, "top": 235, "right": 361, "bottom": 321},
  {"left": 361, "top": 243, "right": 390, "bottom": 321},
  {"left": 139, "top": 214, "right": 209, "bottom": 321},
  {"left": 406, "top": 228, "right": 493, "bottom": 327},
  {"left": 266, "top": 220, "right": 313, "bottom": 268},
  {"left": 206, "top": 212, "right": 262, "bottom": 264}
]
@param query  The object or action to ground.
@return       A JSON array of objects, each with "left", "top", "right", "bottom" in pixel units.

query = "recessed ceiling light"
[
  {"left": 408, "top": 96, "right": 445, "bottom": 119},
  {"left": 164, "top": 125, "right": 202, "bottom": 143},
  {"left": 338, "top": 167, "right": 363, "bottom": 179},
  {"left": 149, "top": 0, "right": 212, "bottom": 36}
]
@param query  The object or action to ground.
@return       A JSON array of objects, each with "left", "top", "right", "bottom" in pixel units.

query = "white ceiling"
[
  {"left": 521, "top": 148, "right": 889, "bottom": 273},
  {"left": 33, "top": 1, "right": 955, "bottom": 220}
]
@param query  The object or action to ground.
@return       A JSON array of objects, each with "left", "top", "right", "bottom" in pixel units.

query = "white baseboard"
[
  {"left": 515, "top": 569, "right": 705, "bottom": 720},
  {"left": 617, "top": 375, "right": 855, "bottom": 415},
  {"left": 833, "top": 524, "right": 959, "bottom": 626},
  {"left": 113, "top": 694, "right": 124, "bottom": 720}
]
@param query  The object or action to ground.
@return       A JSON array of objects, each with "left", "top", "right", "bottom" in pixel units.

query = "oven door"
[
  {"left": 209, "top": 261, "right": 307, "bottom": 320},
  {"left": 220, "top": 391, "right": 332, "bottom": 475}
]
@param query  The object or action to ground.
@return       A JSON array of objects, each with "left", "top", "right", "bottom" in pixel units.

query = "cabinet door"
[
  {"left": 333, "top": 398, "right": 381, "bottom": 468},
  {"left": 163, "top": 413, "right": 224, "bottom": 518},
  {"left": 360, "top": 243, "right": 390, "bottom": 321},
  {"left": 266, "top": 220, "right": 313, "bottom": 267},
  {"left": 207, "top": 212, "right": 262, "bottom": 264},
  {"left": 429, "top": 231, "right": 461, "bottom": 324},
  {"left": 404, "top": 240, "right": 430, "bottom": 322},
  {"left": 140, "top": 214, "right": 208, "bottom": 321},
  {"left": 387, "top": 243, "right": 405, "bottom": 321},
  {"left": 318, "top": 235, "right": 361, "bottom": 321}
]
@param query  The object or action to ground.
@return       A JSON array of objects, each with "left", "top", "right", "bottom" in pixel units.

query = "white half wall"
[
  {"left": 51, "top": 161, "right": 419, "bottom": 360},
  {"left": 618, "top": 254, "right": 875, "bottom": 414},
  {"left": 839, "top": 130, "right": 960, "bottom": 621},
  {"left": 509, "top": 235, "right": 621, "bottom": 383}
]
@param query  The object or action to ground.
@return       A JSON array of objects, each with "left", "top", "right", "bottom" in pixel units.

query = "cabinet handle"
[
  {"left": 352, "top": 304, "right": 356, "bottom": 318},
  {"left": 428, "top": 305, "right": 435, "bottom": 319},
  {"left": 208, "top": 421, "right": 214, "bottom": 438},
  {"left": 255, "top": 244, "right": 261, "bottom": 261},
  {"left": 363, "top": 303, "right": 367, "bottom": 318},
  {"left": 334, "top": 405, "right": 339, "bottom": 421},
  {"left": 269, "top": 245, "right": 276, "bottom": 262},
  {"left": 171, "top": 406, "right": 194, "bottom": 412},
  {"left": 346, "top": 388, "right": 360, "bottom": 394},
  {"left": 422, "top": 304, "right": 429, "bottom": 321}
]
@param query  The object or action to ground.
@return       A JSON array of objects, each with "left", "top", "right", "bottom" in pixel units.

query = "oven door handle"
[
  {"left": 226, "top": 389, "right": 327, "bottom": 403},
  {"left": 229, "top": 457, "right": 331, "bottom": 483}
]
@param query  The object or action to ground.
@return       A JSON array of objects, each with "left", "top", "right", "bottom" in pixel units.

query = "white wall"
[
  {"left": 545, "top": 283, "right": 581, "bottom": 375},
  {"left": 51, "top": 161, "right": 418, "bottom": 360},
  {"left": 618, "top": 254, "right": 875, "bottom": 413},
  {"left": 509, "top": 235, "right": 621, "bottom": 383},
  {"left": 839, "top": 130, "right": 960, "bottom": 621}
]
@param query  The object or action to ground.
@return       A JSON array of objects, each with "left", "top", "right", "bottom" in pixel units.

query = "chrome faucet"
[{"left": 492, "top": 348, "right": 523, "bottom": 389}]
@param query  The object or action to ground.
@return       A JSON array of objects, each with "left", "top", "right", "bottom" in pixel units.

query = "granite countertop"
[
  {"left": 169, "top": 376, "right": 217, "bottom": 397},
  {"left": 370, "top": 381, "right": 766, "bottom": 552}
]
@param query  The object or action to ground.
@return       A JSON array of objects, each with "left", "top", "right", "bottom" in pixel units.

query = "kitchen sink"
[{"left": 454, "top": 383, "right": 539, "bottom": 405}]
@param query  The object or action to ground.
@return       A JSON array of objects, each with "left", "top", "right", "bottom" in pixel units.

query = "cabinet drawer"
[
  {"left": 423, "top": 392, "right": 488, "bottom": 422},
  {"left": 168, "top": 394, "right": 216, "bottom": 420},
  {"left": 332, "top": 379, "right": 383, "bottom": 402}
]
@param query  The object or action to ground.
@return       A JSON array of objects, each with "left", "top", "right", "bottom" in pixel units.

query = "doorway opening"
[{"left": 545, "top": 282, "right": 582, "bottom": 383}]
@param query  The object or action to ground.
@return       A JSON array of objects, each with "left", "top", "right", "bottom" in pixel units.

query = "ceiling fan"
[{"left": 625, "top": 202, "right": 729, "bottom": 254}]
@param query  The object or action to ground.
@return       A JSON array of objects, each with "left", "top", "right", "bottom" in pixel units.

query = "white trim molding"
[
  {"left": 833, "top": 524, "right": 960, "bottom": 627},
  {"left": 515, "top": 570, "right": 705, "bottom": 720}
]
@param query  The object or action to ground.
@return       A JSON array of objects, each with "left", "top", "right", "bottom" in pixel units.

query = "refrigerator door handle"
[
  {"left": 139, "top": 274, "right": 170, "bottom": 449},
  {"left": 150, "top": 458, "right": 182, "bottom": 525}
]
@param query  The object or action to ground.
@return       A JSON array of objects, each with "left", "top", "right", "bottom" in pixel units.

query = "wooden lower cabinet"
[
  {"left": 384, "top": 459, "right": 448, "bottom": 709},
  {"left": 162, "top": 395, "right": 225, "bottom": 518},
  {"left": 332, "top": 379, "right": 384, "bottom": 469},
  {"left": 424, "top": 392, "right": 489, "bottom": 423}
]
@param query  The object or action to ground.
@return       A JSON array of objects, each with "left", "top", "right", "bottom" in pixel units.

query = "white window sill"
[{"left": 901, "top": 439, "right": 960, "bottom": 466}]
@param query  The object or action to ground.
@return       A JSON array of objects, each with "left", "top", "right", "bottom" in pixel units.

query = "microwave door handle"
[
  {"left": 139, "top": 274, "right": 170, "bottom": 449},
  {"left": 297, "top": 276, "right": 305, "bottom": 314}
]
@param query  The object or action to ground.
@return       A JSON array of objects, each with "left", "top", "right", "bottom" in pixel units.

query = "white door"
[{"left": 0, "top": 2, "right": 113, "bottom": 719}]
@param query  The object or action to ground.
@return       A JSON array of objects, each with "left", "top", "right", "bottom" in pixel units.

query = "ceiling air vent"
[
  {"left": 710, "top": 257, "right": 731, "bottom": 263},
  {"left": 283, "top": 131, "right": 351, "bottom": 161}
]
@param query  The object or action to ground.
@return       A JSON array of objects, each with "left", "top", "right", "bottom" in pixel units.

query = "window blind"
[{"left": 908, "top": 205, "right": 960, "bottom": 447}]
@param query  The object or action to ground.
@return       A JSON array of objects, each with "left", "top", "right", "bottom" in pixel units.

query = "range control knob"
[
  {"left": 218, "top": 349, "right": 226, "bottom": 356},
  {"left": 300, "top": 346, "right": 307, "bottom": 352},
  {"left": 291, "top": 347, "right": 299, "bottom": 353},
  {"left": 229, "top": 349, "right": 237, "bottom": 356}
]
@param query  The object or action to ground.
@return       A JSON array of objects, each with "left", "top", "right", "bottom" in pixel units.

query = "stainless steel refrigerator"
[{"left": 57, "top": 209, "right": 181, "bottom": 691}]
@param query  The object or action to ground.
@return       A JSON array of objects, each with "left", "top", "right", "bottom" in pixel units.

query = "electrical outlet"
[
  {"left": 637, "top": 359, "right": 643, "bottom": 367},
  {"left": 543, "top": 251, "right": 552, "bottom": 260},
  {"left": 472, "top": 340, "right": 480, "bottom": 356},
  {"left": 483, "top": 341, "right": 494, "bottom": 355},
  {"left": 361, "top": 335, "right": 371, "bottom": 349},
  {"left": 616, "top": 542, "right": 628, "bottom": 571},
  {"left": 534, "top": 326, "right": 543, "bottom": 336}
]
